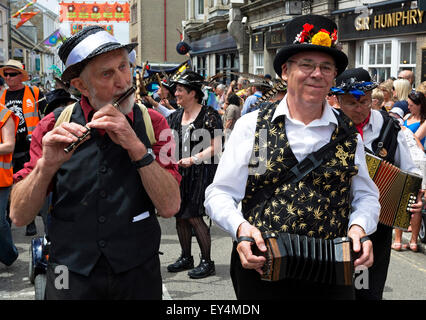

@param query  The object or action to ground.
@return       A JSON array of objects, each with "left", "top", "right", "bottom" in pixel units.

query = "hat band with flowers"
[
  {"left": 294, "top": 23, "right": 338, "bottom": 48},
  {"left": 273, "top": 15, "right": 348, "bottom": 77}
]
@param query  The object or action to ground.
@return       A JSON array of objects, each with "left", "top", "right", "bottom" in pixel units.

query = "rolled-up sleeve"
[{"left": 204, "top": 112, "right": 258, "bottom": 239}]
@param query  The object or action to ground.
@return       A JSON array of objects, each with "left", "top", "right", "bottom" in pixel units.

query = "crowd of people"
[{"left": 0, "top": 13, "right": 425, "bottom": 300}]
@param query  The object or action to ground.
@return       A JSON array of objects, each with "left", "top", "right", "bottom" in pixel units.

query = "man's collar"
[
  {"left": 272, "top": 94, "right": 338, "bottom": 126},
  {"left": 80, "top": 95, "right": 134, "bottom": 123}
]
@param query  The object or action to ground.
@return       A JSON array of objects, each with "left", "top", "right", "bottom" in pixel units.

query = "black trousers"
[
  {"left": 355, "top": 223, "right": 393, "bottom": 300},
  {"left": 45, "top": 254, "right": 162, "bottom": 300},
  {"left": 230, "top": 242, "right": 355, "bottom": 300}
]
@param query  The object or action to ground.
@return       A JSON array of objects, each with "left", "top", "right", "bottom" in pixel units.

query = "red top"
[{"left": 13, "top": 96, "right": 181, "bottom": 185}]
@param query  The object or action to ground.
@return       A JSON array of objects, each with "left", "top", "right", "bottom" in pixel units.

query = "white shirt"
[
  {"left": 362, "top": 109, "right": 422, "bottom": 175},
  {"left": 204, "top": 95, "right": 380, "bottom": 239}
]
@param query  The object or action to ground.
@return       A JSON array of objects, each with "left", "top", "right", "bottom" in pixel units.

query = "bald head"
[{"left": 398, "top": 70, "right": 414, "bottom": 86}]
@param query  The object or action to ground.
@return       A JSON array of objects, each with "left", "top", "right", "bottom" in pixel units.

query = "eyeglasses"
[
  {"left": 287, "top": 59, "right": 336, "bottom": 76},
  {"left": 341, "top": 96, "right": 371, "bottom": 109},
  {"left": 3, "top": 72, "right": 20, "bottom": 78}
]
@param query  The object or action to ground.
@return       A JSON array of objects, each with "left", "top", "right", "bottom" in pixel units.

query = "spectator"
[
  {"left": 394, "top": 91, "right": 426, "bottom": 252},
  {"left": 398, "top": 69, "right": 414, "bottom": 87},
  {"left": 0, "top": 59, "right": 46, "bottom": 236},
  {"left": 223, "top": 93, "right": 242, "bottom": 143},
  {"left": 371, "top": 88, "right": 384, "bottom": 110},
  {"left": 166, "top": 70, "right": 223, "bottom": 279},
  {"left": 378, "top": 79, "right": 394, "bottom": 111},
  {"left": 0, "top": 104, "right": 19, "bottom": 266}
]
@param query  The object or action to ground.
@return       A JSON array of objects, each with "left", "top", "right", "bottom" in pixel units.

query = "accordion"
[
  {"left": 365, "top": 153, "right": 422, "bottom": 230},
  {"left": 253, "top": 232, "right": 355, "bottom": 286}
]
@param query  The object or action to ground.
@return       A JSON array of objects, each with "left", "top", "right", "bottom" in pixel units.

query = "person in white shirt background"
[
  {"left": 204, "top": 14, "right": 379, "bottom": 300},
  {"left": 332, "top": 67, "right": 423, "bottom": 300}
]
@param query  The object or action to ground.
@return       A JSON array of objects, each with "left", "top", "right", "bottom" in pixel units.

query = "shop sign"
[
  {"left": 339, "top": 5, "right": 426, "bottom": 41},
  {"left": 355, "top": 9, "right": 424, "bottom": 31},
  {"left": 251, "top": 32, "right": 264, "bottom": 51}
]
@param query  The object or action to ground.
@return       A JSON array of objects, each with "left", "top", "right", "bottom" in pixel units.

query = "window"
[
  {"left": 215, "top": 52, "right": 239, "bottom": 84},
  {"left": 131, "top": 4, "right": 137, "bottom": 24},
  {"left": 253, "top": 52, "right": 264, "bottom": 75},
  {"left": 195, "top": 0, "right": 204, "bottom": 19},
  {"left": 367, "top": 42, "right": 392, "bottom": 83},
  {"left": 357, "top": 44, "right": 363, "bottom": 65},
  {"left": 196, "top": 56, "right": 207, "bottom": 78},
  {"left": 398, "top": 41, "right": 416, "bottom": 76},
  {"left": 400, "top": 41, "right": 416, "bottom": 65}
]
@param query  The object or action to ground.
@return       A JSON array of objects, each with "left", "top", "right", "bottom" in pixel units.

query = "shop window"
[
  {"left": 400, "top": 41, "right": 416, "bottom": 65},
  {"left": 367, "top": 42, "right": 392, "bottom": 83},
  {"left": 399, "top": 41, "right": 416, "bottom": 75},
  {"left": 357, "top": 45, "right": 363, "bottom": 65},
  {"left": 254, "top": 52, "right": 264, "bottom": 75},
  {"left": 196, "top": 56, "right": 207, "bottom": 78},
  {"left": 215, "top": 52, "right": 239, "bottom": 84}
]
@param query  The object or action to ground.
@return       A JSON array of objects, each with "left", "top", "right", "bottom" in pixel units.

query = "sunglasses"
[{"left": 3, "top": 72, "right": 21, "bottom": 78}]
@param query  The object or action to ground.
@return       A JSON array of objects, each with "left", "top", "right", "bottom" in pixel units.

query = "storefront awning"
[{"left": 189, "top": 33, "right": 237, "bottom": 55}]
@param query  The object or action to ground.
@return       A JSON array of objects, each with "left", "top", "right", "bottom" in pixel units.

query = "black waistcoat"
[
  {"left": 49, "top": 103, "right": 159, "bottom": 276},
  {"left": 371, "top": 110, "right": 400, "bottom": 164},
  {"left": 241, "top": 103, "right": 359, "bottom": 239}
]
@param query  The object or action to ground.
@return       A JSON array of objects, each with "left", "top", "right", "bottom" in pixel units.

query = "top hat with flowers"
[{"left": 273, "top": 15, "right": 348, "bottom": 77}]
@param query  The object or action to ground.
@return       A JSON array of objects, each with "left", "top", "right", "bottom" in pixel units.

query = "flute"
[{"left": 64, "top": 85, "right": 136, "bottom": 153}]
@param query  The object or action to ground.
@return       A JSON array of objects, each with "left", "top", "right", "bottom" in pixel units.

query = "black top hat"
[
  {"left": 43, "top": 89, "right": 78, "bottom": 114},
  {"left": 330, "top": 68, "right": 378, "bottom": 99},
  {"left": 58, "top": 26, "right": 137, "bottom": 83},
  {"left": 273, "top": 15, "right": 348, "bottom": 77},
  {"left": 171, "top": 70, "right": 204, "bottom": 94}
]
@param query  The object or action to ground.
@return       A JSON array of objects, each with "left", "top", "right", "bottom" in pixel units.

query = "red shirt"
[{"left": 14, "top": 97, "right": 181, "bottom": 185}]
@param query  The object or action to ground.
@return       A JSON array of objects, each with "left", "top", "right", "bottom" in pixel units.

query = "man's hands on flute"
[
  {"left": 87, "top": 104, "right": 145, "bottom": 158},
  {"left": 42, "top": 122, "right": 90, "bottom": 173}
]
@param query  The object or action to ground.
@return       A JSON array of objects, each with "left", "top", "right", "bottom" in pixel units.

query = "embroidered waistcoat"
[{"left": 241, "top": 102, "right": 359, "bottom": 239}]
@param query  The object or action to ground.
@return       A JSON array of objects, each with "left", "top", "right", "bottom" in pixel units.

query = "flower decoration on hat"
[
  {"left": 330, "top": 77, "right": 378, "bottom": 100},
  {"left": 294, "top": 23, "right": 338, "bottom": 48}
]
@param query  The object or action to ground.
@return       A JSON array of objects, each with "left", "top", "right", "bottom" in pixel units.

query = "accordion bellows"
[
  {"left": 365, "top": 153, "right": 422, "bottom": 230},
  {"left": 254, "top": 232, "right": 355, "bottom": 286}
]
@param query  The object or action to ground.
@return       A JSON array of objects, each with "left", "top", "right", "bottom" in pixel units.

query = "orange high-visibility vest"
[
  {"left": 0, "top": 85, "right": 40, "bottom": 135},
  {"left": 0, "top": 105, "right": 19, "bottom": 187}
]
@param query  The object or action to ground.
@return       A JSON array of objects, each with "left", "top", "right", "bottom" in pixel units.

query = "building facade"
[
  {"left": 129, "top": 0, "right": 187, "bottom": 68},
  {"left": 184, "top": 0, "right": 239, "bottom": 83},
  {"left": 333, "top": 0, "right": 425, "bottom": 87},
  {"left": 0, "top": 0, "right": 9, "bottom": 64},
  {"left": 9, "top": 0, "right": 60, "bottom": 88},
  {"left": 184, "top": 0, "right": 425, "bottom": 87}
]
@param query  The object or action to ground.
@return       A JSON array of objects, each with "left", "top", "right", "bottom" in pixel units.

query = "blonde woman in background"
[
  {"left": 393, "top": 78, "right": 411, "bottom": 101},
  {"left": 378, "top": 79, "right": 394, "bottom": 111},
  {"left": 371, "top": 88, "right": 384, "bottom": 110}
]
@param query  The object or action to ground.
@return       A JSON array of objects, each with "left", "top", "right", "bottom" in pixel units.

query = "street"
[{"left": 0, "top": 214, "right": 425, "bottom": 300}]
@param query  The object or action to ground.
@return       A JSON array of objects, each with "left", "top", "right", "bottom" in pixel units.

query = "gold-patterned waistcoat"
[{"left": 241, "top": 102, "right": 359, "bottom": 239}]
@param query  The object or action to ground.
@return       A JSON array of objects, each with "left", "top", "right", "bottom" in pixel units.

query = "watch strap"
[{"left": 132, "top": 149, "right": 155, "bottom": 169}]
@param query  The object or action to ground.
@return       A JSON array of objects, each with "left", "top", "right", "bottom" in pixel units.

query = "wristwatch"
[
  {"left": 192, "top": 155, "right": 202, "bottom": 165},
  {"left": 132, "top": 148, "right": 156, "bottom": 169}
]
